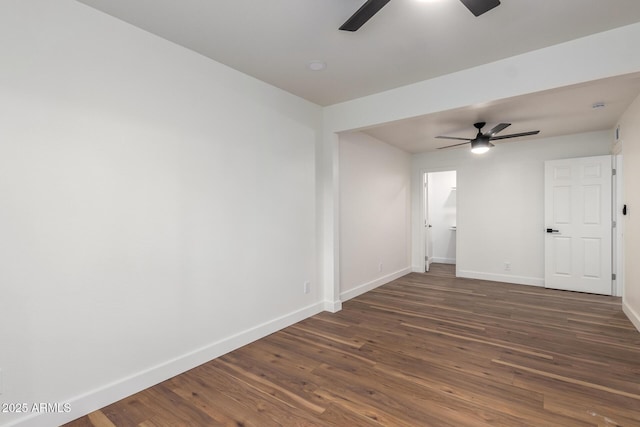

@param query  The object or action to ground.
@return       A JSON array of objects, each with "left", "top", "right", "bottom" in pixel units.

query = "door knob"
[{"left": 546, "top": 228, "right": 559, "bottom": 233}]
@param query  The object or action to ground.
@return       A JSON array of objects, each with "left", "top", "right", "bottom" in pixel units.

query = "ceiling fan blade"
[
  {"left": 339, "top": 0, "right": 391, "bottom": 31},
  {"left": 435, "top": 136, "right": 473, "bottom": 141},
  {"left": 459, "top": 0, "right": 500, "bottom": 17},
  {"left": 487, "top": 123, "right": 510, "bottom": 137},
  {"left": 490, "top": 130, "right": 540, "bottom": 141},
  {"left": 437, "top": 141, "right": 471, "bottom": 149}
]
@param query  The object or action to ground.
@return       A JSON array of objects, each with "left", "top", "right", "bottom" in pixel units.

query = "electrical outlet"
[
  {"left": 504, "top": 262, "right": 511, "bottom": 271},
  {"left": 303, "top": 281, "right": 311, "bottom": 294}
]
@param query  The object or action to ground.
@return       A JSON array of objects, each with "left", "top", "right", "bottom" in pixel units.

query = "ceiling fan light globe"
[{"left": 471, "top": 146, "right": 490, "bottom": 154}]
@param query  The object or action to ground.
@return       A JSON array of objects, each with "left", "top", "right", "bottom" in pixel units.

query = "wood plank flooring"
[{"left": 65, "top": 266, "right": 640, "bottom": 426}]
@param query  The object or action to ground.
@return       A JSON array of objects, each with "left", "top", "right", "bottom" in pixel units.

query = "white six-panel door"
[{"left": 544, "top": 155, "right": 612, "bottom": 295}]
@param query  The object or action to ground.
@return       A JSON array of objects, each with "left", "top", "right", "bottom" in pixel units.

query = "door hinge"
[
  {"left": 613, "top": 220, "right": 617, "bottom": 228},
  {"left": 613, "top": 168, "right": 617, "bottom": 176},
  {"left": 612, "top": 273, "right": 617, "bottom": 280}
]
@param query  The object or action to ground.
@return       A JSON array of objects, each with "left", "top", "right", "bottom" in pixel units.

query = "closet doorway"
[{"left": 424, "top": 171, "right": 457, "bottom": 273}]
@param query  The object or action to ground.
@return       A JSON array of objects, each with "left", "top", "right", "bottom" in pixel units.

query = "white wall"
[
  {"left": 338, "top": 132, "right": 411, "bottom": 301},
  {"left": 428, "top": 171, "right": 457, "bottom": 264},
  {"left": 411, "top": 132, "right": 611, "bottom": 285},
  {"left": 619, "top": 93, "right": 640, "bottom": 331},
  {"left": 0, "top": 1, "right": 322, "bottom": 426}
]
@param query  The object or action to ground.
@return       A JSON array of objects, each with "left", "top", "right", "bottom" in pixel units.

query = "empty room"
[{"left": 2, "top": 1, "right": 640, "bottom": 426}]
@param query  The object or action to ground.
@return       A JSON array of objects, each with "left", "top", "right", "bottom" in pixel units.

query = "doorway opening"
[{"left": 423, "top": 170, "right": 457, "bottom": 275}]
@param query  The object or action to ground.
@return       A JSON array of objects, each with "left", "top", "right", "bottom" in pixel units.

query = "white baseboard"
[
  {"left": 7, "top": 302, "right": 325, "bottom": 427},
  {"left": 412, "top": 265, "right": 425, "bottom": 273},
  {"left": 340, "top": 267, "right": 412, "bottom": 302},
  {"left": 623, "top": 300, "right": 640, "bottom": 333},
  {"left": 431, "top": 257, "right": 456, "bottom": 264},
  {"left": 457, "top": 270, "right": 544, "bottom": 287}
]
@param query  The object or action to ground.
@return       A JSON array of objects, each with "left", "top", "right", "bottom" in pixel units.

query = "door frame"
[
  {"left": 420, "top": 168, "right": 458, "bottom": 274},
  {"left": 424, "top": 172, "right": 433, "bottom": 272},
  {"left": 614, "top": 153, "right": 624, "bottom": 297}
]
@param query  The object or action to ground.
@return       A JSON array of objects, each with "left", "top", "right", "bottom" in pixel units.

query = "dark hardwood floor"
[
  {"left": 65, "top": 265, "right": 640, "bottom": 426},
  {"left": 425, "top": 262, "right": 456, "bottom": 278}
]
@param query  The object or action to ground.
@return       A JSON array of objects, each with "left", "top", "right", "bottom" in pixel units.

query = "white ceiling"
[{"left": 76, "top": 0, "right": 640, "bottom": 152}]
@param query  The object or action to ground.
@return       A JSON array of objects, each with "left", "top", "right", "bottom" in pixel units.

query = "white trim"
[
  {"left": 457, "top": 269, "right": 545, "bottom": 287},
  {"left": 418, "top": 168, "right": 458, "bottom": 276},
  {"left": 614, "top": 152, "right": 624, "bottom": 297},
  {"left": 323, "top": 299, "right": 343, "bottom": 313},
  {"left": 319, "top": 132, "right": 341, "bottom": 318},
  {"left": 6, "top": 302, "right": 325, "bottom": 427},
  {"left": 623, "top": 300, "right": 640, "bottom": 333},
  {"left": 432, "top": 257, "right": 456, "bottom": 264},
  {"left": 412, "top": 265, "right": 425, "bottom": 273},
  {"left": 340, "top": 267, "right": 412, "bottom": 302}
]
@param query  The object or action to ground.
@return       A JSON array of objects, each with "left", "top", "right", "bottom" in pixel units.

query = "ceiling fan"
[
  {"left": 436, "top": 122, "right": 540, "bottom": 154},
  {"left": 340, "top": 0, "right": 500, "bottom": 31}
]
